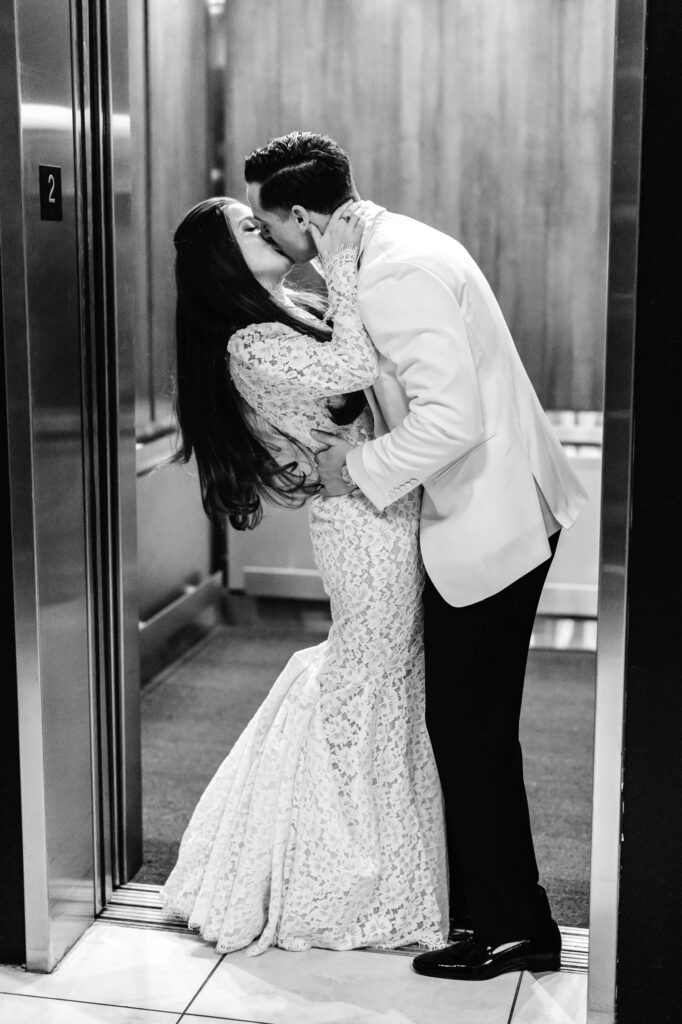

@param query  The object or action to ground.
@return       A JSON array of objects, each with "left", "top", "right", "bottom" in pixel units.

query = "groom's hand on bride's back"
[{"left": 312, "top": 430, "right": 355, "bottom": 497}]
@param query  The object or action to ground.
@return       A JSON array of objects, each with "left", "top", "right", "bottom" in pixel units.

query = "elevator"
[{"left": 2, "top": 2, "right": 681, "bottom": 1022}]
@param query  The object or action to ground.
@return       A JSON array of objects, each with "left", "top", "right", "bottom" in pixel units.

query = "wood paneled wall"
[{"left": 222, "top": 0, "right": 615, "bottom": 410}]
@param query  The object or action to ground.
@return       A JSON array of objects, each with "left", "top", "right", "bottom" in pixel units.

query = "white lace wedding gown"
[{"left": 160, "top": 249, "right": 448, "bottom": 955}]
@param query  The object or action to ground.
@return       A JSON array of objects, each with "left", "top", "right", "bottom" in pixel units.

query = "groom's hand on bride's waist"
[{"left": 311, "top": 430, "right": 356, "bottom": 497}]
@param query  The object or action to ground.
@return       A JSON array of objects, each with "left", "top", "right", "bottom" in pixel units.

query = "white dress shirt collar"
[{"left": 356, "top": 200, "right": 386, "bottom": 268}]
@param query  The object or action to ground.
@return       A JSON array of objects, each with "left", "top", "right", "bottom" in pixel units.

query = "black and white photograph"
[{"left": 0, "top": 2, "right": 680, "bottom": 1023}]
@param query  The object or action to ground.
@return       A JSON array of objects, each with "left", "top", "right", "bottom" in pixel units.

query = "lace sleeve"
[
  {"left": 228, "top": 257, "right": 377, "bottom": 403},
  {"left": 319, "top": 245, "right": 370, "bottom": 346}
]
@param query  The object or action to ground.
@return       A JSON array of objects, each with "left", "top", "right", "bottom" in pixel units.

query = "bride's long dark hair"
[{"left": 173, "top": 196, "right": 364, "bottom": 529}]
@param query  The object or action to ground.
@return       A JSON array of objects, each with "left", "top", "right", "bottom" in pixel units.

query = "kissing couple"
[{"left": 162, "top": 131, "right": 587, "bottom": 982}]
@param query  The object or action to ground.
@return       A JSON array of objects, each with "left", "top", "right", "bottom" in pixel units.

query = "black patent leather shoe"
[{"left": 412, "top": 923, "right": 561, "bottom": 980}]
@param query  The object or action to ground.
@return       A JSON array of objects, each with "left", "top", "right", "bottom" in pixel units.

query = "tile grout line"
[
  {"left": 506, "top": 970, "right": 524, "bottom": 1024},
  {"left": 176, "top": 950, "right": 274, "bottom": 1024},
  {"left": 0, "top": 985, "right": 270, "bottom": 1024},
  {"left": 178, "top": 1014, "right": 273, "bottom": 1024},
  {"left": 0, "top": 990, "right": 180, "bottom": 1014},
  {"left": 177, "top": 951, "right": 227, "bottom": 1021}
]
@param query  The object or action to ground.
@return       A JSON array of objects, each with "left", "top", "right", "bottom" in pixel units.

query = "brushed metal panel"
[
  {"left": 8, "top": 0, "right": 95, "bottom": 970},
  {"left": 243, "top": 567, "right": 328, "bottom": 601},
  {"left": 127, "top": 0, "right": 154, "bottom": 432},
  {"left": 0, "top": 1, "right": 47, "bottom": 968},
  {"left": 107, "top": 0, "right": 143, "bottom": 887},
  {"left": 138, "top": 572, "right": 223, "bottom": 682},
  {"left": 588, "top": 1, "right": 645, "bottom": 1020}
]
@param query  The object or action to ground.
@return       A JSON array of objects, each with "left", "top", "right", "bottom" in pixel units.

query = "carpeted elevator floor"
[{"left": 133, "top": 622, "right": 595, "bottom": 928}]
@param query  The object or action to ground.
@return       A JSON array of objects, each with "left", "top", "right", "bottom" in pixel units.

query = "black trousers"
[{"left": 423, "top": 531, "right": 560, "bottom": 946}]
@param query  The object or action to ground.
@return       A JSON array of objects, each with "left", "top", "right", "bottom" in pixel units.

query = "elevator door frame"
[
  {"left": 104, "top": 0, "right": 635, "bottom": 1013},
  {"left": 586, "top": 0, "right": 645, "bottom": 1019},
  {"left": 71, "top": 0, "right": 143, "bottom": 907},
  {"left": 99, "top": 5, "right": 638, "bottom": 1022},
  {"left": 4, "top": 0, "right": 639, "bottom": 1008}
]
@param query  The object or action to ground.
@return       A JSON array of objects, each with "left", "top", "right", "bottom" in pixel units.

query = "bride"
[{"left": 160, "top": 196, "right": 448, "bottom": 956}]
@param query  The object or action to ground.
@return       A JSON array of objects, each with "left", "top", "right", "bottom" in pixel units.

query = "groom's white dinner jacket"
[{"left": 344, "top": 203, "right": 588, "bottom": 607}]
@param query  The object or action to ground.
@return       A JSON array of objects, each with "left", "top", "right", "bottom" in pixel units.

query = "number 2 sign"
[{"left": 39, "top": 165, "right": 63, "bottom": 221}]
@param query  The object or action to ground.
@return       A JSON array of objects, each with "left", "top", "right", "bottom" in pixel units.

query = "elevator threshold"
[{"left": 99, "top": 882, "right": 588, "bottom": 973}]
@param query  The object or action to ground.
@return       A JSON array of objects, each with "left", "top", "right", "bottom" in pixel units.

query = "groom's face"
[{"left": 246, "top": 182, "right": 318, "bottom": 264}]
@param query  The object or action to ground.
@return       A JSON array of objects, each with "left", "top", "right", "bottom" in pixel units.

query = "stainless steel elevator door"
[
  {"left": 11, "top": 0, "right": 95, "bottom": 970},
  {"left": 1, "top": 0, "right": 142, "bottom": 971}
]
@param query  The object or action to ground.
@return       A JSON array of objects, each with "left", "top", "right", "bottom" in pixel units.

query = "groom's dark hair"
[{"left": 244, "top": 132, "right": 355, "bottom": 214}]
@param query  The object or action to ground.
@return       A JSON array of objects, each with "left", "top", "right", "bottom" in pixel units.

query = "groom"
[{"left": 244, "top": 131, "right": 587, "bottom": 980}]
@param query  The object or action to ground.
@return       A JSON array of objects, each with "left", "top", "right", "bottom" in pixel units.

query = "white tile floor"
[{"left": 0, "top": 922, "right": 587, "bottom": 1024}]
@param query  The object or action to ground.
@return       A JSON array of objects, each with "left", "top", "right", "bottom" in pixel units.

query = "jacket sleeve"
[{"left": 345, "top": 259, "right": 485, "bottom": 510}]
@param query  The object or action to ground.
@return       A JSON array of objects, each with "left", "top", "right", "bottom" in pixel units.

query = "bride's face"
[
  {"left": 246, "top": 182, "right": 318, "bottom": 264},
  {"left": 225, "top": 200, "right": 293, "bottom": 289}
]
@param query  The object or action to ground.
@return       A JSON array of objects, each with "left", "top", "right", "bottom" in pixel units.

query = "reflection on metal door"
[{"left": 1, "top": 0, "right": 140, "bottom": 970}]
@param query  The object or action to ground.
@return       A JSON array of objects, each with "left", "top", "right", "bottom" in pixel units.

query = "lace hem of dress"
[{"left": 161, "top": 912, "right": 447, "bottom": 958}]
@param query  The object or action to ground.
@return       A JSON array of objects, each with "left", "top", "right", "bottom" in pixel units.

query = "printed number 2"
[{"left": 39, "top": 165, "right": 61, "bottom": 221}]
